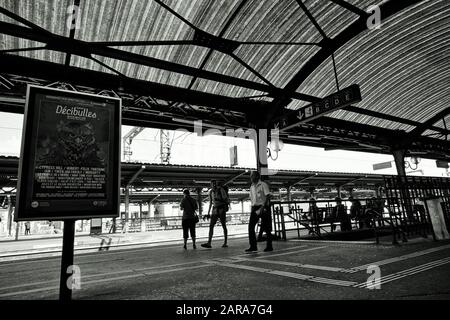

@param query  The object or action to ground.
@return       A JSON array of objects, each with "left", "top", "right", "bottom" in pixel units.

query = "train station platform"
[
  {"left": 0, "top": 224, "right": 248, "bottom": 262},
  {"left": 0, "top": 235, "right": 449, "bottom": 300}
]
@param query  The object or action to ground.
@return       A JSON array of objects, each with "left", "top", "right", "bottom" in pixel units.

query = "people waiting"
[
  {"left": 246, "top": 171, "right": 273, "bottom": 253},
  {"left": 179, "top": 189, "right": 198, "bottom": 250}
]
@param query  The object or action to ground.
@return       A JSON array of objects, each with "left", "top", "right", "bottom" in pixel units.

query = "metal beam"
[
  {"left": 223, "top": 170, "right": 249, "bottom": 186},
  {"left": 0, "top": 17, "right": 319, "bottom": 103},
  {"left": 409, "top": 106, "right": 450, "bottom": 138},
  {"left": 0, "top": 54, "right": 268, "bottom": 113},
  {"left": 343, "top": 105, "right": 450, "bottom": 136},
  {"left": 328, "top": 0, "right": 367, "bottom": 17},
  {"left": 290, "top": 173, "right": 318, "bottom": 186},
  {"left": 187, "top": 0, "right": 250, "bottom": 89},
  {"left": 295, "top": 0, "right": 328, "bottom": 40},
  {"left": 338, "top": 176, "right": 367, "bottom": 187},
  {"left": 126, "top": 165, "right": 146, "bottom": 187},
  {"left": 65, "top": 0, "right": 81, "bottom": 66}
]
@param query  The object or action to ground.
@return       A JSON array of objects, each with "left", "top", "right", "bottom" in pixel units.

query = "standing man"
[
  {"left": 201, "top": 180, "right": 229, "bottom": 249},
  {"left": 25, "top": 221, "right": 31, "bottom": 235},
  {"left": 246, "top": 171, "right": 273, "bottom": 253}
]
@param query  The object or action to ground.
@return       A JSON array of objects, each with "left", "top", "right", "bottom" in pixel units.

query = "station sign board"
[
  {"left": 15, "top": 85, "right": 121, "bottom": 221},
  {"left": 276, "top": 84, "right": 362, "bottom": 132},
  {"left": 373, "top": 161, "right": 393, "bottom": 171},
  {"left": 230, "top": 145, "right": 238, "bottom": 166},
  {"left": 436, "top": 160, "right": 449, "bottom": 169}
]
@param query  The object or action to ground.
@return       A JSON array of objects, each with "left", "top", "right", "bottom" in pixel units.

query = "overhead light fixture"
[
  {"left": 287, "top": 135, "right": 322, "bottom": 141},
  {"left": 172, "top": 117, "right": 195, "bottom": 125},
  {"left": 171, "top": 118, "right": 225, "bottom": 130},
  {"left": 142, "top": 180, "right": 164, "bottom": 183},
  {"left": 193, "top": 180, "right": 211, "bottom": 184},
  {"left": 358, "top": 143, "right": 383, "bottom": 150}
]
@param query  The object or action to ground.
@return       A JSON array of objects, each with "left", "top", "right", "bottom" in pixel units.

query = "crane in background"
[{"left": 123, "top": 127, "right": 173, "bottom": 164}]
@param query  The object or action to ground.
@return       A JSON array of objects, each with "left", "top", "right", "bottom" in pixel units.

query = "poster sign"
[
  {"left": 15, "top": 85, "right": 121, "bottom": 221},
  {"left": 373, "top": 161, "right": 392, "bottom": 171},
  {"left": 436, "top": 160, "right": 449, "bottom": 169},
  {"left": 230, "top": 146, "right": 238, "bottom": 167}
]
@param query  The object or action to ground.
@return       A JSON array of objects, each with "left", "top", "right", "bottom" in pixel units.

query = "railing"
[
  {"left": 270, "top": 198, "right": 420, "bottom": 244},
  {"left": 384, "top": 176, "right": 450, "bottom": 243},
  {"left": 107, "top": 212, "right": 251, "bottom": 234}
]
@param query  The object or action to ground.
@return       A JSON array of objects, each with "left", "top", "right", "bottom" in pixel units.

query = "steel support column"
[{"left": 393, "top": 149, "right": 407, "bottom": 179}]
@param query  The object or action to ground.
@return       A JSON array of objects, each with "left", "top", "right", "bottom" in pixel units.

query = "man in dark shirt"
[
  {"left": 180, "top": 189, "right": 198, "bottom": 250},
  {"left": 201, "top": 180, "right": 230, "bottom": 249}
]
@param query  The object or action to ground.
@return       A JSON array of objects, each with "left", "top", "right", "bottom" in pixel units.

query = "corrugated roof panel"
[
  {"left": 304, "top": 0, "right": 360, "bottom": 39},
  {"left": 70, "top": 55, "right": 117, "bottom": 75},
  {"left": 200, "top": 50, "right": 263, "bottom": 84},
  {"left": 76, "top": 0, "right": 191, "bottom": 42},
  {"left": 0, "top": 0, "right": 71, "bottom": 36},
  {"left": 297, "top": 0, "right": 450, "bottom": 130},
  {"left": 223, "top": 0, "right": 321, "bottom": 43},
  {"left": 72, "top": 54, "right": 195, "bottom": 88},
  {"left": 211, "top": 44, "right": 321, "bottom": 89},
  {"left": 0, "top": 35, "right": 65, "bottom": 64},
  {"left": 191, "top": 78, "right": 264, "bottom": 99},
  {"left": 160, "top": 0, "right": 242, "bottom": 36}
]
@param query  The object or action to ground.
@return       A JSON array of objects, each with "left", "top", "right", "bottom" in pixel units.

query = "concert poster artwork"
[{"left": 15, "top": 85, "right": 121, "bottom": 221}]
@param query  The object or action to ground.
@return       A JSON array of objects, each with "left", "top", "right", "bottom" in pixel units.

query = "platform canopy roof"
[
  {"left": 0, "top": 155, "right": 384, "bottom": 193},
  {"left": 0, "top": 0, "right": 449, "bottom": 160}
]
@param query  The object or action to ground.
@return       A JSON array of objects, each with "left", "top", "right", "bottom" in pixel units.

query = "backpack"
[
  {"left": 222, "top": 186, "right": 230, "bottom": 212},
  {"left": 214, "top": 186, "right": 230, "bottom": 212}
]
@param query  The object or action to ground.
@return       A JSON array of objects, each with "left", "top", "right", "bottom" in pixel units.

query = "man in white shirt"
[{"left": 246, "top": 171, "right": 273, "bottom": 252}]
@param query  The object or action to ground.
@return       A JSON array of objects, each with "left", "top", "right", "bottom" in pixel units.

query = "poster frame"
[{"left": 15, "top": 85, "right": 121, "bottom": 221}]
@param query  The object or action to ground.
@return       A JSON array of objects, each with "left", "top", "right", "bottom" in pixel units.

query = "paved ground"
[
  {"left": 0, "top": 234, "right": 449, "bottom": 300},
  {"left": 0, "top": 224, "right": 248, "bottom": 260}
]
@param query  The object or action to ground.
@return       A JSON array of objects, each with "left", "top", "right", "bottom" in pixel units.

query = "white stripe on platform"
[
  {"left": 354, "top": 257, "right": 450, "bottom": 288},
  {"left": 0, "top": 264, "right": 210, "bottom": 298},
  {"left": 242, "top": 258, "right": 345, "bottom": 272},
  {"left": 254, "top": 246, "right": 327, "bottom": 259},
  {"left": 219, "top": 263, "right": 357, "bottom": 287},
  {"left": 346, "top": 244, "right": 450, "bottom": 273}
]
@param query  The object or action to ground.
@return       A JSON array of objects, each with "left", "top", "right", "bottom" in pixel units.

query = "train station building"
[{"left": 0, "top": 0, "right": 449, "bottom": 304}]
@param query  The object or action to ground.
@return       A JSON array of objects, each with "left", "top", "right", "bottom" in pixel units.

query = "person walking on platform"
[
  {"left": 308, "top": 198, "right": 320, "bottom": 235},
  {"left": 349, "top": 197, "right": 363, "bottom": 229},
  {"left": 332, "top": 197, "right": 351, "bottom": 232},
  {"left": 201, "top": 180, "right": 230, "bottom": 249},
  {"left": 180, "top": 189, "right": 198, "bottom": 250},
  {"left": 246, "top": 171, "right": 273, "bottom": 253},
  {"left": 25, "top": 221, "right": 31, "bottom": 235}
]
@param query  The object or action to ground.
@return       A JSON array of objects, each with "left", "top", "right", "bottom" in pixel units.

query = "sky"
[{"left": 0, "top": 111, "right": 449, "bottom": 177}]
